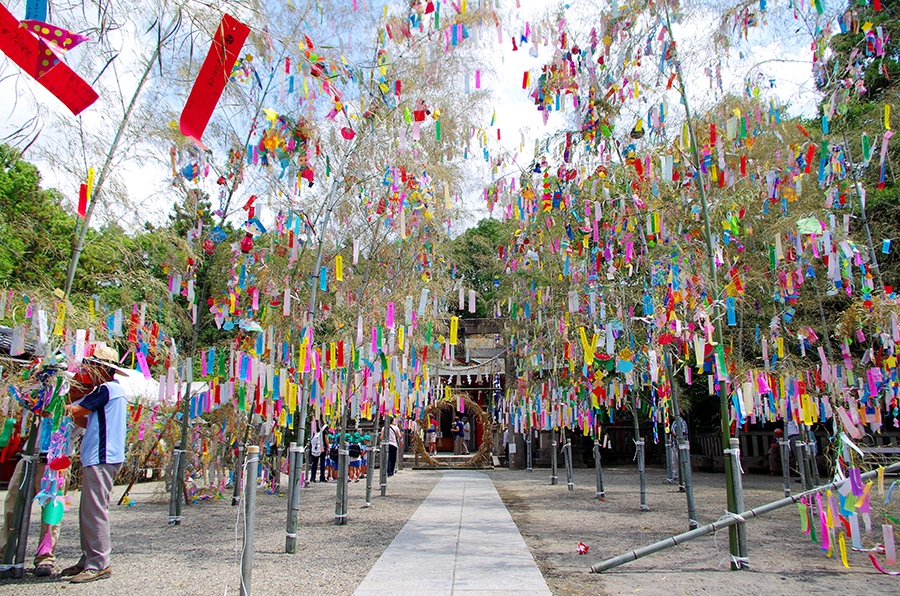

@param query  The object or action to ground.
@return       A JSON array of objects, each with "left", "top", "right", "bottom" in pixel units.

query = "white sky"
[{"left": 1, "top": 0, "right": 828, "bottom": 234}]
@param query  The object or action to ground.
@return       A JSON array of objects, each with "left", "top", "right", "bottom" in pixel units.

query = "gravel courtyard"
[{"left": 0, "top": 464, "right": 896, "bottom": 595}]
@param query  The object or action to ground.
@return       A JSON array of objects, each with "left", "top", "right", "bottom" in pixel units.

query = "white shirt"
[
  {"left": 386, "top": 424, "right": 400, "bottom": 447},
  {"left": 311, "top": 430, "right": 325, "bottom": 456},
  {"left": 79, "top": 380, "right": 126, "bottom": 467}
]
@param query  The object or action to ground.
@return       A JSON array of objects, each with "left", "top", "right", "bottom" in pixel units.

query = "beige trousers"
[
  {"left": 77, "top": 463, "right": 121, "bottom": 571},
  {"left": 0, "top": 458, "right": 68, "bottom": 567}
]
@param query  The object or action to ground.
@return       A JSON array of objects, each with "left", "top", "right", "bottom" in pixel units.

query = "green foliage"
[
  {"left": 827, "top": 0, "right": 900, "bottom": 100},
  {"left": 0, "top": 144, "right": 192, "bottom": 342},
  {"left": 0, "top": 145, "right": 74, "bottom": 289},
  {"left": 824, "top": 0, "right": 900, "bottom": 288},
  {"left": 449, "top": 218, "right": 509, "bottom": 318}
]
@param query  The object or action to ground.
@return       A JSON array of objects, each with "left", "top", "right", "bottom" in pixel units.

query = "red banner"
[
  {"left": 179, "top": 14, "right": 250, "bottom": 148},
  {"left": 0, "top": 3, "right": 98, "bottom": 115},
  {"left": 77, "top": 183, "right": 88, "bottom": 218}
]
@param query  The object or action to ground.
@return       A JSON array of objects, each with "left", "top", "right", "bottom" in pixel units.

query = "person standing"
[
  {"left": 502, "top": 425, "right": 510, "bottom": 468},
  {"left": 767, "top": 429, "right": 784, "bottom": 476},
  {"left": 452, "top": 416, "right": 465, "bottom": 455},
  {"left": 425, "top": 419, "right": 437, "bottom": 454},
  {"left": 62, "top": 346, "right": 127, "bottom": 583},
  {"left": 309, "top": 425, "right": 328, "bottom": 483},
  {"left": 382, "top": 418, "right": 401, "bottom": 476},
  {"left": 462, "top": 417, "right": 471, "bottom": 455}
]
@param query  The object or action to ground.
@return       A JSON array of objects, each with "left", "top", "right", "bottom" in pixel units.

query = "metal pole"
[
  {"left": 241, "top": 446, "right": 259, "bottom": 596},
  {"left": 795, "top": 436, "right": 809, "bottom": 491},
  {"left": 285, "top": 190, "right": 337, "bottom": 529},
  {"left": 564, "top": 434, "right": 574, "bottom": 491},
  {"left": 665, "top": 354, "right": 697, "bottom": 528},
  {"left": 335, "top": 444, "right": 349, "bottom": 525},
  {"left": 232, "top": 441, "right": 244, "bottom": 506},
  {"left": 550, "top": 429, "right": 558, "bottom": 485},
  {"left": 365, "top": 408, "right": 382, "bottom": 507},
  {"left": 727, "top": 438, "right": 748, "bottom": 568},
  {"left": 335, "top": 367, "right": 354, "bottom": 525},
  {"left": 379, "top": 417, "right": 389, "bottom": 497},
  {"left": 591, "top": 462, "right": 900, "bottom": 574},
  {"left": 780, "top": 420, "right": 791, "bottom": 497},
  {"left": 526, "top": 429, "right": 533, "bottom": 471},
  {"left": 593, "top": 439, "right": 605, "bottom": 500},
  {"left": 666, "top": 432, "right": 677, "bottom": 484},
  {"left": 632, "top": 396, "right": 649, "bottom": 512},
  {"left": 285, "top": 442, "right": 302, "bottom": 553},
  {"left": 803, "top": 427, "right": 820, "bottom": 486}
]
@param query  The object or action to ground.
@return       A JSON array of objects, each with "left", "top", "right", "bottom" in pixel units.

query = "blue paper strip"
[{"left": 25, "top": 0, "right": 47, "bottom": 22}]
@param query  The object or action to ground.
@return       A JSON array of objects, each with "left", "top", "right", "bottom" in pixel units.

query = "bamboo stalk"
[
  {"left": 0, "top": 417, "right": 40, "bottom": 578},
  {"left": 661, "top": 1, "right": 740, "bottom": 566},
  {"left": 63, "top": 11, "right": 181, "bottom": 298},
  {"left": 591, "top": 462, "right": 900, "bottom": 574},
  {"left": 593, "top": 439, "right": 605, "bottom": 500}
]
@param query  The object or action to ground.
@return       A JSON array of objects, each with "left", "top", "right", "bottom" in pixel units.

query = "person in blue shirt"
[{"left": 61, "top": 345, "right": 127, "bottom": 584}]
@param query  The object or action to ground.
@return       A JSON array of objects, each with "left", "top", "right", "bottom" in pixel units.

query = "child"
[
  {"left": 360, "top": 435, "right": 370, "bottom": 477},
  {"left": 327, "top": 431, "right": 339, "bottom": 481},
  {"left": 767, "top": 428, "right": 783, "bottom": 476},
  {"left": 348, "top": 433, "right": 362, "bottom": 482},
  {"left": 426, "top": 419, "right": 437, "bottom": 454}
]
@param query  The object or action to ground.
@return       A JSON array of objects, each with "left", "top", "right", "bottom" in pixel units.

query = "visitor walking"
[{"left": 0, "top": 365, "right": 96, "bottom": 576}]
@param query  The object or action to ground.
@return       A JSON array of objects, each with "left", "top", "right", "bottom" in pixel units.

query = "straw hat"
[{"left": 86, "top": 342, "right": 128, "bottom": 373}]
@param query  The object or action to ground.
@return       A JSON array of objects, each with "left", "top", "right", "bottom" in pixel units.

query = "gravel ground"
[
  {"left": 0, "top": 468, "right": 442, "bottom": 595},
  {"left": 1, "top": 464, "right": 895, "bottom": 596},
  {"left": 489, "top": 465, "right": 898, "bottom": 596}
]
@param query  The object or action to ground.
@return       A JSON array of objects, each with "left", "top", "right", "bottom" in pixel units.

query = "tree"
[{"left": 449, "top": 218, "right": 510, "bottom": 318}]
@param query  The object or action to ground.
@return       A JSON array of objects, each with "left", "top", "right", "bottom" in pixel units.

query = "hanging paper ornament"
[
  {"left": 20, "top": 21, "right": 89, "bottom": 52},
  {"left": 240, "top": 233, "right": 254, "bottom": 254},
  {"left": 48, "top": 454, "right": 70, "bottom": 470},
  {"left": 41, "top": 492, "right": 65, "bottom": 525},
  {"left": 179, "top": 14, "right": 250, "bottom": 147},
  {"left": 0, "top": 3, "right": 97, "bottom": 114}
]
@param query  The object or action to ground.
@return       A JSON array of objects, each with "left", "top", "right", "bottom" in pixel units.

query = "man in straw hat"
[{"left": 60, "top": 343, "right": 127, "bottom": 583}]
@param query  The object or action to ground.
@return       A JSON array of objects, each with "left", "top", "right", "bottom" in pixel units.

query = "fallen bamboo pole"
[{"left": 590, "top": 461, "right": 900, "bottom": 574}]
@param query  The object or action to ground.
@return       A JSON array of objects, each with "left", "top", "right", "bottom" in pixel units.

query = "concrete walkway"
[{"left": 354, "top": 471, "right": 551, "bottom": 596}]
